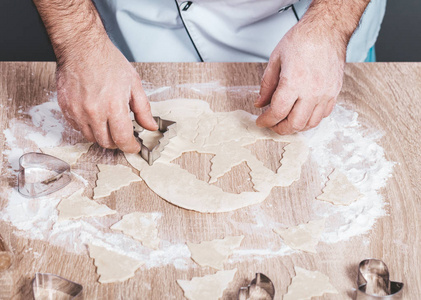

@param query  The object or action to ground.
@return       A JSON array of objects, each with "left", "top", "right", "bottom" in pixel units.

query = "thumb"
[
  {"left": 255, "top": 56, "right": 281, "bottom": 108},
  {"left": 130, "top": 80, "right": 158, "bottom": 131}
]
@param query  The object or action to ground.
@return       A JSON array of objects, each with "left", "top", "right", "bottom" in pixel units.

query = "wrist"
[{"left": 300, "top": 0, "right": 370, "bottom": 47}]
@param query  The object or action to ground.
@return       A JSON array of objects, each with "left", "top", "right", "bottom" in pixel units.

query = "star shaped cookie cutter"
[
  {"left": 133, "top": 116, "right": 177, "bottom": 166},
  {"left": 356, "top": 259, "right": 404, "bottom": 299},
  {"left": 32, "top": 273, "right": 83, "bottom": 300}
]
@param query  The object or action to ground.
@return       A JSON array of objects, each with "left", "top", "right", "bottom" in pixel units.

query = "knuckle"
[
  {"left": 113, "top": 134, "right": 132, "bottom": 147},
  {"left": 83, "top": 102, "right": 97, "bottom": 116},
  {"left": 270, "top": 106, "right": 289, "bottom": 121},
  {"left": 260, "top": 75, "right": 276, "bottom": 90},
  {"left": 290, "top": 117, "right": 307, "bottom": 131}
]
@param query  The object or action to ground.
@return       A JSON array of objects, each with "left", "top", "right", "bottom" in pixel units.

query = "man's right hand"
[
  {"left": 56, "top": 39, "right": 158, "bottom": 153},
  {"left": 33, "top": 0, "right": 157, "bottom": 153}
]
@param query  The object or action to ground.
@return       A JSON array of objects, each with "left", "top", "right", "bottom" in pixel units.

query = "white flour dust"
[
  {"left": 1, "top": 84, "right": 394, "bottom": 267},
  {"left": 304, "top": 106, "right": 394, "bottom": 243}
]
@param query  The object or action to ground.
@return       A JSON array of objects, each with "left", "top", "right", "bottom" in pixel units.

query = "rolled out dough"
[
  {"left": 273, "top": 219, "right": 326, "bottom": 254},
  {"left": 93, "top": 164, "right": 142, "bottom": 199},
  {"left": 177, "top": 269, "right": 237, "bottom": 300},
  {"left": 40, "top": 143, "right": 92, "bottom": 166},
  {"left": 124, "top": 99, "right": 309, "bottom": 213},
  {"left": 110, "top": 212, "right": 160, "bottom": 250},
  {"left": 187, "top": 236, "right": 244, "bottom": 270},
  {"left": 317, "top": 169, "right": 363, "bottom": 205},
  {"left": 57, "top": 189, "right": 116, "bottom": 221},
  {"left": 283, "top": 267, "right": 338, "bottom": 300},
  {"left": 88, "top": 243, "right": 144, "bottom": 284}
]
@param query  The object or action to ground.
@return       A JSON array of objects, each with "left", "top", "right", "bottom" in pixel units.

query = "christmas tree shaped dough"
[
  {"left": 111, "top": 212, "right": 160, "bottom": 250},
  {"left": 317, "top": 169, "right": 363, "bottom": 205},
  {"left": 273, "top": 219, "right": 325, "bottom": 254},
  {"left": 187, "top": 236, "right": 244, "bottom": 270},
  {"left": 88, "top": 244, "right": 144, "bottom": 284},
  {"left": 177, "top": 269, "right": 237, "bottom": 300},
  {"left": 93, "top": 164, "right": 142, "bottom": 199},
  {"left": 283, "top": 267, "right": 338, "bottom": 300},
  {"left": 58, "top": 189, "right": 116, "bottom": 221},
  {"left": 41, "top": 143, "right": 92, "bottom": 165}
]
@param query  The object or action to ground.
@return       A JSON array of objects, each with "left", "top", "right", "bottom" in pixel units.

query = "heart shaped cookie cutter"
[
  {"left": 32, "top": 273, "right": 83, "bottom": 300},
  {"left": 133, "top": 116, "right": 177, "bottom": 165},
  {"left": 18, "top": 152, "right": 72, "bottom": 198},
  {"left": 356, "top": 259, "right": 404, "bottom": 299},
  {"left": 238, "top": 273, "right": 275, "bottom": 300}
]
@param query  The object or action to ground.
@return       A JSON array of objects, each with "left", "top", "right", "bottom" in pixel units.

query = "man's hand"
[
  {"left": 255, "top": 0, "right": 370, "bottom": 134},
  {"left": 57, "top": 39, "right": 158, "bottom": 152},
  {"left": 33, "top": 0, "right": 157, "bottom": 152}
]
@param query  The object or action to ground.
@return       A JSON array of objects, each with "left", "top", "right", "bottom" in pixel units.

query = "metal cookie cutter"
[
  {"left": 238, "top": 273, "right": 275, "bottom": 300},
  {"left": 32, "top": 273, "right": 83, "bottom": 300},
  {"left": 18, "top": 152, "right": 72, "bottom": 198},
  {"left": 133, "top": 116, "right": 177, "bottom": 165},
  {"left": 356, "top": 259, "right": 404, "bottom": 299}
]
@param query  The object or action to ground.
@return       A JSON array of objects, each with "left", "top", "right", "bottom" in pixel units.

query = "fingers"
[
  {"left": 256, "top": 80, "right": 298, "bottom": 128},
  {"left": 324, "top": 98, "right": 336, "bottom": 117},
  {"left": 108, "top": 112, "right": 141, "bottom": 153},
  {"left": 271, "top": 97, "right": 316, "bottom": 135},
  {"left": 80, "top": 125, "right": 96, "bottom": 142},
  {"left": 304, "top": 101, "right": 329, "bottom": 131},
  {"left": 255, "top": 57, "right": 282, "bottom": 108},
  {"left": 90, "top": 120, "right": 117, "bottom": 149},
  {"left": 130, "top": 80, "right": 158, "bottom": 131}
]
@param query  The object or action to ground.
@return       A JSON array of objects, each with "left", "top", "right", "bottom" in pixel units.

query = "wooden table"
[{"left": 0, "top": 62, "right": 420, "bottom": 299}]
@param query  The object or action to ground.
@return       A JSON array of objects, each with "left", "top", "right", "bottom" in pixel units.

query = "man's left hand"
[{"left": 255, "top": 16, "right": 347, "bottom": 134}]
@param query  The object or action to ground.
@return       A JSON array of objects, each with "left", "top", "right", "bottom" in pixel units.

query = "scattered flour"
[{"left": 0, "top": 84, "right": 394, "bottom": 268}]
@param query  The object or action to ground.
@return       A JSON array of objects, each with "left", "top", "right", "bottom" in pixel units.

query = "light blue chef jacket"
[{"left": 92, "top": 0, "right": 386, "bottom": 62}]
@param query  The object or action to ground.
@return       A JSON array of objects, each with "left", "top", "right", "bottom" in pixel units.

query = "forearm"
[
  {"left": 301, "top": 0, "right": 371, "bottom": 46},
  {"left": 33, "top": 0, "right": 108, "bottom": 65}
]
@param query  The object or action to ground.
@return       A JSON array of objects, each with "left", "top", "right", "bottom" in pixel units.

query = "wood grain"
[{"left": 0, "top": 62, "right": 420, "bottom": 299}]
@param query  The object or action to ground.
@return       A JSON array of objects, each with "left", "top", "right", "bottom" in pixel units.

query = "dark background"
[{"left": 0, "top": 0, "right": 420, "bottom": 62}]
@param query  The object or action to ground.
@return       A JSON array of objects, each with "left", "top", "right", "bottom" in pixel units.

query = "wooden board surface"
[{"left": 0, "top": 62, "right": 420, "bottom": 299}]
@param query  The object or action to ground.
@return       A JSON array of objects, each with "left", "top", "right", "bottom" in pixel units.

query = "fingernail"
[{"left": 254, "top": 96, "right": 261, "bottom": 106}]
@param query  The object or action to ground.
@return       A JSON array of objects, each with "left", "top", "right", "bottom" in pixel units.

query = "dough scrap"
[
  {"left": 57, "top": 189, "right": 116, "bottom": 221},
  {"left": 187, "top": 236, "right": 244, "bottom": 270},
  {"left": 88, "top": 243, "right": 144, "bottom": 284},
  {"left": 111, "top": 212, "right": 160, "bottom": 250},
  {"left": 317, "top": 169, "right": 363, "bottom": 205},
  {"left": 40, "top": 143, "right": 92, "bottom": 166},
  {"left": 273, "top": 219, "right": 326, "bottom": 254},
  {"left": 124, "top": 99, "right": 309, "bottom": 213},
  {"left": 283, "top": 267, "right": 338, "bottom": 300},
  {"left": 93, "top": 164, "right": 142, "bottom": 199},
  {"left": 177, "top": 269, "right": 237, "bottom": 300}
]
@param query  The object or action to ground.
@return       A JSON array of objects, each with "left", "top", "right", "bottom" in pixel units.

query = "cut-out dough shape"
[
  {"left": 111, "top": 212, "right": 160, "bottom": 250},
  {"left": 317, "top": 169, "right": 363, "bottom": 205},
  {"left": 57, "top": 189, "right": 116, "bottom": 221},
  {"left": 283, "top": 267, "right": 338, "bottom": 300},
  {"left": 124, "top": 99, "right": 309, "bottom": 213},
  {"left": 88, "top": 243, "right": 144, "bottom": 284},
  {"left": 93, "top": 164, "right": 142, "bottom": 199},
  {"left": 187, "top": 236, "right": 244, "bottom": 270},
  {"left": 177, "top": 269, "right": 237, "bottom": 300},
  {"left": 40, "top": 143, "right": 92, "bottom": 166},
  {"left": 273, "top": 219, "right": 326, "bottom": 254}
]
